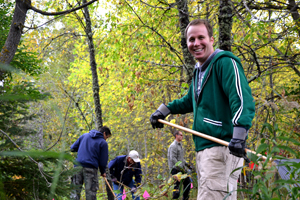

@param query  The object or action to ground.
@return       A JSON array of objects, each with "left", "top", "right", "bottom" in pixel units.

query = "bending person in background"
[{"left": 108, "top": 150, "right": 142, "bottom": 200}]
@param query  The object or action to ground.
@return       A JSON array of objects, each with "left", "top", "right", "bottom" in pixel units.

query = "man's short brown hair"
[
  {"left": 184, "top": 19, "right": 213, "bottom": 39},
  {"left": 173, "top": 130, "right": 182, "bottom": 138},
  {"left": 99, "top": 126, "right": 111, "bottom": 136}
]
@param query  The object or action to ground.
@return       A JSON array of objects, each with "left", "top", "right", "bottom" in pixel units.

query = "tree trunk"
[
  {"left": 288, "top": 0, "right": 300, "bottom": 37},
  {"left": 0, "top": 0, "right": 97, "bottom": 80},
  {"left": 175, "top": 0, "right": 195, "bottom": 84},
  {"left": 82, "top": 1, "right": 112, "bottom": 199},
  {"left": 0, "top": 0, "right": 30, "bottom": 79},
  {"left": 218, "top": 0, "right": 233, "bottom": 51},
  {"left": 82, "top": 0, "right": 103, "bottom": 130}
]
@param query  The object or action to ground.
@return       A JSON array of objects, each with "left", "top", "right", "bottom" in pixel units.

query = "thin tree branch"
[
  {"left": 124, "top": 0, "right": 186, "bottom": 68},
  {"left": 42, "top": 32, "right": 83, "bottom": 52},
  {"left": 61, "top": 87, "right": 91, "bottom": 130},
  {"left": 29, "top": 0, "right": 98, "bottom": 16},
  {"left": 244, "top": 43, "right": 261, "bottom": 74},
  {"left": 23, "top": 15, "right": 65, "bottom": 31},
  {"left": 136, "top": 59, "right": 182, "bottom": 68},
  {"left": 46, "top": 99, "right": 72, "bottom": 151},
  {"left": 65, "top": 0, "right": 87, "bottom": 31},
  {"left": 139, "top": 0, "right": 176, "bottom": 10}
]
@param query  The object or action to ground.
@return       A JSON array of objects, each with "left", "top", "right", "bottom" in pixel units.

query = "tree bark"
[
  {"left": 288, "top": 0, "right": 300, "bottom": 37},
  {"left": 82, "top": 1, "right": 111, "bottom": 199},
  {"left": 82, "top": 0, "right": 103, "bottom": 130},
  {"left": 175, "top": 0, "right": 195, "bottom": 84},
  {"left": 0, "top": 0, "right": 98, "bottom": 80},
  {"left": 0, "top": 0, "right": 30, "bottom": 79},
  {"left": 218, "top": 0, "right": 233, "bottom": 51}
]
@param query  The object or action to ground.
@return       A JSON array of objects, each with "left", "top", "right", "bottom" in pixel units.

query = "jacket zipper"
[{"left": 196, "top": 64, "right": 213, "bottom": 105}]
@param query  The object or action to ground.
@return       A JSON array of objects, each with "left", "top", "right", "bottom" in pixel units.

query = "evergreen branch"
[{"left": 0, "top": 129, "right": 52, "bottom": 187}]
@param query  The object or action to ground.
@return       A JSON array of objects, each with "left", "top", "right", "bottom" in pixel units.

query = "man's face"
[
  {"left": 175, "top": 132, "right": 183, "bottom": 142},
  {"left": 127, "top": 157, "right": 135, "bottom": 165},
  {"left": 103, "top": 132, "right": 110, "bottom": 141},
  {"left": 186, "top": 24, "right": 214, "bottom": 65}
]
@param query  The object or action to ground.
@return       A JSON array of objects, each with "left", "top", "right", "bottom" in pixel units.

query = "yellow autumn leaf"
[{"left": 170, "top": 119, "right": 176, "bottom": 124}]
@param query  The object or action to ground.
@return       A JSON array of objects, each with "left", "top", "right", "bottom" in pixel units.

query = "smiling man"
[{"left": 150, "top": 19, "right": 255, "bottom": 200}]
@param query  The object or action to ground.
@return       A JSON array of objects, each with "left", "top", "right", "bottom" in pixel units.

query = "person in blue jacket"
[
  {"left": 70, "top": 126, "right": 111, "bottom": 200},
  {"left": 108, "top": 150, "right": 142, "bottom": 200}
]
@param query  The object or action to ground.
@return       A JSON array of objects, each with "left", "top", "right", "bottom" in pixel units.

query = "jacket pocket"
[{"left": 203, "top": 118, "right": 222, "bottom": 126}]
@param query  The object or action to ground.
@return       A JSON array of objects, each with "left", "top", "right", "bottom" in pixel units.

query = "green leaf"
[
  {"left": 0, "top": 150, "right": 73, "bottom": 161},
  {"left": 277, "top": 136, "right": 300, "bottom": 146},
  {"left": 277, "top": 145, "right": 298, "bottom": 156},
  {"left": 181, "top": 82, "right": 189, "bottom": 88},
  {"left": 157, "top": 174, "right": 162, "bottom": 180},
  {"left": 256, "top": 143, "right": 268, "bottom": 154},
  {"left": 175, "top": 161, "right": 182, "bottom": 166},
  {"left": 271, "top": 146, "right": 280, "bottom": 154},
  {"left": 263, "top": 123, "right": 273, "bottom": 133},
  {"left": 170, "top": 67, "right": 177, "bottom": 73},
  {"left": 247, "top": 151, "right": 258, "bottom": 163}
]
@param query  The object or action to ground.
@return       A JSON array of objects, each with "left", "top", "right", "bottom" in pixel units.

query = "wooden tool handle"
[
  {"left": 158, "top": 119, "right": 267, "bottom": 160},
  {"left": 104, "top": 177, "right": 116, "bottom": 198}
]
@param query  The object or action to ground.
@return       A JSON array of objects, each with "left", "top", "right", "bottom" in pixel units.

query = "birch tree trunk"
[
  {"left": 82, "top": 1, "right": 113, "bottom": 199},
  {"left": 82, "top": 0, "right": 103, "bottom": 130}
]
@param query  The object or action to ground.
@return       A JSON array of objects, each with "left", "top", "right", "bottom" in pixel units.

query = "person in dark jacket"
[
  {"left": 150, "top": 19, "right": 255, "bottom": 200},
  {"left": 108, "top": 150, "right": 142, "bottom": 200},
  {"left": 70, "top": 126, "right": 111, "bottom": 200}
]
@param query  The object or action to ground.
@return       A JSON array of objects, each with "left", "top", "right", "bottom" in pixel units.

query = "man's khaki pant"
[{"left": 196, "top": 146, "right": 243, "bottom": 200}]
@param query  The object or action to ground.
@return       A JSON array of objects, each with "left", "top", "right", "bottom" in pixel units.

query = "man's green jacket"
[{"left": 167, "top": 51, "right": 255, "bottom": 152}]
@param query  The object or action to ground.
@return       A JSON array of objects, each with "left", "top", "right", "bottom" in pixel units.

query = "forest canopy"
[{"left": 0, "top": 0, "right": 299, "bottom": 199}]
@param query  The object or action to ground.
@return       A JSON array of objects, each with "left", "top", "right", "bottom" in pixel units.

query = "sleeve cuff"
[
  {"left": 158, "top": 103, "right": 171, "bottom": 116},
  {"left": 233, "top": 127, "right": 248, "bottom": 140},
  {"left": 99, "top": 167, "right": 106, "bottom": 175}
]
